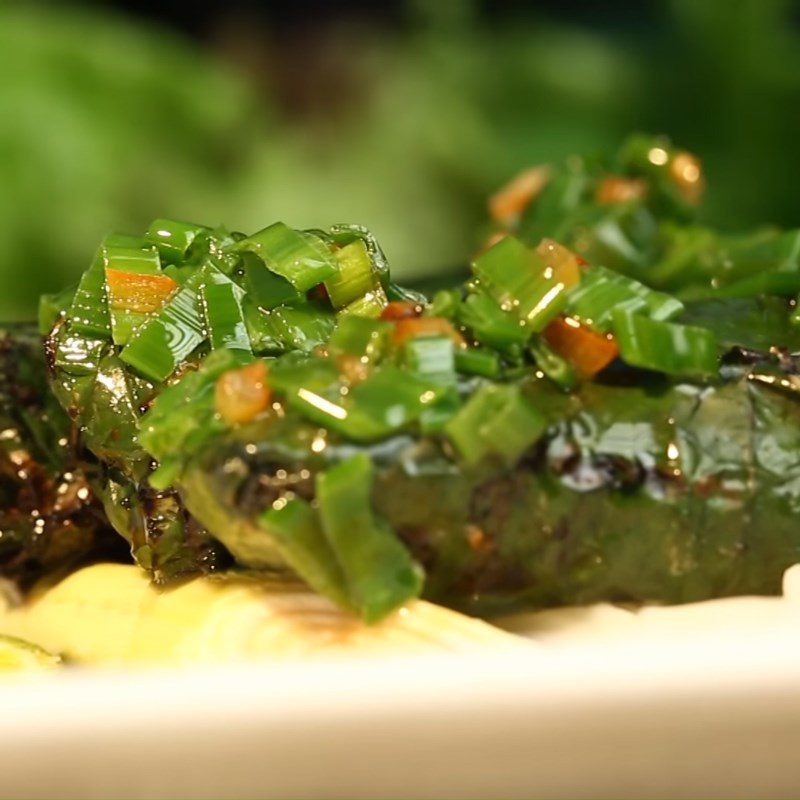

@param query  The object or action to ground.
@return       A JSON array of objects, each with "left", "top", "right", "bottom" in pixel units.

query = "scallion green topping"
[
  {"left": 328, "top": 316, "right": 391, "bottom": 360},
  {"left": 139, "top": 348, "right": 248, "bottom": 489},
  {"left": 120, "top": 269, "right": 208, "bottom": 382},
  {"left": 201, "top": 272, "right": 250, "bottom": 352},
  {"left": 339, "top": 285, "right": 389, "bottom": 318},
  {"left": 457, "top": 290, "right": 529, "bottom": 351},
  {"left": 233, "top": 222, "right": 337, "bottom": 292},
  {"left": 103, "top": 245, "right": 160, "bottom": 275},
  {"left": 68, "top": 248, "right": 111, "bottom": 339},
  {"left": 612, "top": 309, "right": 719, "bottom": 377},
  {"left": 471, "top": 236, "right": 567, "bottom": 332},
  {"left": 260, "top": 498, "right": 352, "bottom": 611},
  {"left": 316, "top": 453, "right": 423, "bottom": 622},
  {"left": 325, "top": 240, "right": 378, "bottom": 309},
  {"left": 146, "top": 219, "right": 208, "bottom": 265},
  {"left": 242, "top": 253, "right": 299, "bottom": 310},
  {"left": 454, "top": 347, "right": 501, "bottom": 378},
  {"left": 565, "top": 264, "right": 684, "bottom": 333},
  {"left": 403, "top": 335, "right": 456, "bottom": 385},
  {"left": 444, "top": 383, "right": 546, "bottom": 465},
  {"left": 528, "top": 338, "right": 579, "bottom": 390}
]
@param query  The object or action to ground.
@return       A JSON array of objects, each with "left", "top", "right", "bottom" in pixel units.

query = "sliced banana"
[{"left": 0, "top": 564, "right": 526, "bottom": 666}]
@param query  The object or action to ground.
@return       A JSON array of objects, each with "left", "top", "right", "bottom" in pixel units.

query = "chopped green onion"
[
  {"left": 316, "top": 453, "right": 423, "bottom": 622},
  {"left": 471, "top": 236, "right": 567, "bottom": 332},
  {"left": 344, "top": 367, "right": 447, "bottom": 439},
  {"left": 260, "top": 498, "right": 352, "bottom": 611},
  {"left": 140, "top": 349, "right": 248, "bottom": 488},
  {"left": 68, "top": 249, "right": 111, "bottom": 339},
  {"left": 105, "top": 270, "right": 178, "bottom": 347},
  {"left": 283, "top": 364, "right": 446, "bottom": 442},
  {"left": 445, "top": 384, "right": 546, "bottom": 465},
  {"left": 518, "top": 160, "right": 591, "bottom": 245},
  {"left": 528, "top": 338, "right": 579, "bottom": 391},
  {"left": 419, "top": 386, "right": 461, "bottom": 434},
  {"left": 242, "top": 253, "right": 299, "bottom": 310},
  {"left": 201, "top": 271, "right": 250, "bottom": 352},
  {"left": 327, "top": 223, "right": 390, "bottom": 287},
  {"left": 566, "top": 264, "right": 684, "bottom": 333},
  {"left": 648, "top": 224, "right": 718, "bottom": 287},
  {"left": 328, "top": 316, "right": 391, "bottom": 360},
  {"left": 120, "top": 269, "right": 208, "bottom": 382},
  {"left": 233, "top": 222, "right": 337, "bottom": 292},
  {"left": 100, "top": 243, "right": 165, "bottom": 345},
  {"left": 429, "top": 289, "right": 462, "bottom": 319},
  {"left": 242, "top": 300, "right": 283, "bottom": 354},
  {"left": 103, "top": 245, "right": 160, "bottom": 275},
  {"left": 612, "top": 309, "right": 718, "bottom": 377},
  {"left": 339, "top": 285, "right": 389, "bottom": 318},
  {"left": 162, "top": 264, "right": 197, "bottom": 285},
  {"left": 53, "top": 334, "right": 108, "bottom": 377},
  {"left": 268, "top": 304, "right": 336, "bottom": 353},
  {"left": 457, "top": 290, "right": 528, "bottom": 351},
  {"left": 403, "top": 335, "right": 455, "bottom": 385},
  {"left": 269, "top": 356, "right": 340, "bottom": 396},
  {"left": 324, "top": 240, "right": 378, "bottom": 309},
  {"left": 454, "top": 347, "right": 501, "bottom": 378},
  {"left": 723, "top": 230, "right": 800, "bottom": 284},
  {"left": 235, "top": 302, "right": 334, "bottom": 356},
  {"left": 713, "top": 271, "right": 800, "bottom": 299},
  {"left": 146, "top": 219, "right": 208, "bottom": 265},
  {"left": 574, "top": 205, "right": 659, "bottom": 276}
]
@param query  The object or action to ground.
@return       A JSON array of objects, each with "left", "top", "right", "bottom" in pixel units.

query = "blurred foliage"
[
  {"left": 2, "top": 0, "right": 800, "bottom": 318},
  {"left": 0, "top": 3, "right": 262, "bottom": 317}
]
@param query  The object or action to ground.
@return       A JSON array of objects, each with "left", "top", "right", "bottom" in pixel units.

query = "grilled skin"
[
  {"left": 0, "top": 325, "right": 121, "bottom": 589},
  {"left": 44, "top": 320, "right": 230, "bottom": 584}
]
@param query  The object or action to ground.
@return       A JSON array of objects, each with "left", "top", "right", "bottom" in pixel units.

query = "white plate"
[{"left": 3, "top": 578, "right": 800, "bottom": 800}]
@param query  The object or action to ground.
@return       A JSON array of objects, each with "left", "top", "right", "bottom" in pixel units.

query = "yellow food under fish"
[{"left": 0, "top": 564, "right": 524, "bottom": 667}]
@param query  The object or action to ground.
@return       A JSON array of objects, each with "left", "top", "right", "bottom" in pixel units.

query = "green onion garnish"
[
  {"left": 445, "top": 383, "right": 546, "bottom": 465},
  {"left": 242, "top": 253, "right": 299, "bottom": 310},
  {"left": 146, "top": 219, "right": 208, "bottom": 265},
  {"left": 528, "top": 338, "right": 579, "bottom": 390},
  {"left": 140, "top": 348, "right": 248, "bottom": 489},
  {"left": 325, "top": 240, "right": 378, "bottom": 309},
  {"left": 328, "top": 316, "right": 391, "bottom": 360},
  {"left": 472, "top": 236, "right": 567, "bottom": 333},
  {"left": 403, "top": 335, "right": 456, "bottom": 385},
  {"left": 282, "top": 364, "right": 446, "bottom": 442},
  {"left": 260, "top": 498, "right": 351, "bottom": 611},
  {"left": 339, "top": 285, "right": 389, "bottom": 318},
  {"left": 316, "top": 453, "right": 423, "bottom": 622},
  {"left": 120, "top": 269, "right": 208, "bottom": 382},
  {"left": 566, "top": 264, "right": 684, "bottom": 333},
  {"left": 454, "top": 347, "right": 501, "bottom": 378},
  {"left": 233, "top": 222, "right": 337, "bottom": 292},
  {"left": 267, "top": 305, "right": 337, "bottom": 353},
  {"left": 68, "top": 249, "right": 111, "bottom": 339},
  {"left": 457, "top": 291, "right": 528, "bottom": 351},
  {"left": 201, "top": 272, "right": 250, "bottom": 352},
  {"left": 612, "top": 309, "right": 718, "bottom": 377}
]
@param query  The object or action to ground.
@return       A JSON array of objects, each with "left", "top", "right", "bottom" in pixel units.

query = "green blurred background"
[{"left": 1, "top": 0, "right": 799, "bottom": 319}]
